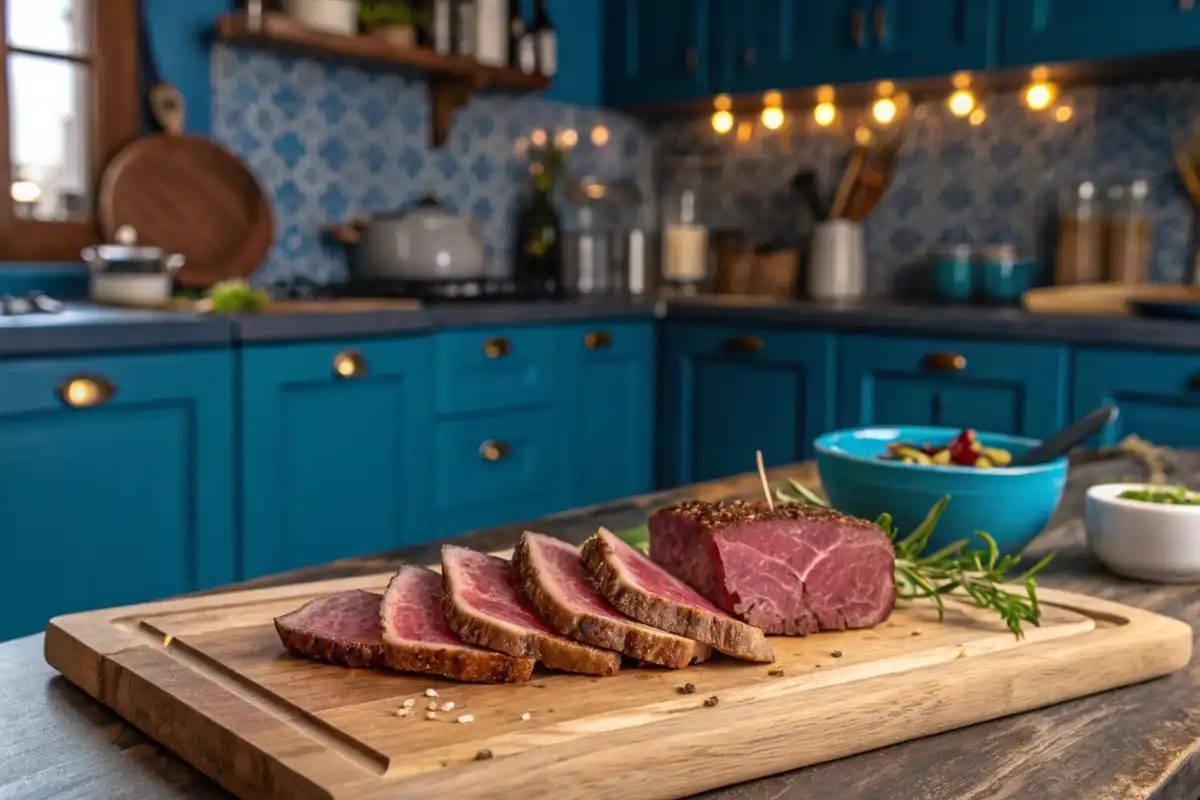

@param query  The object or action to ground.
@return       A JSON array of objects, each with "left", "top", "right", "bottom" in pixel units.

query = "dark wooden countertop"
[{"left": 2, "top": 454, "right": 1198, "bottom": 800}]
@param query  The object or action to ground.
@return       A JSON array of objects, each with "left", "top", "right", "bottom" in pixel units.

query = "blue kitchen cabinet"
[
  {"left": 1074, "top": 347, "right": 1200, "bottom": 449},
  {"left": 605, "top": 0, "right": 713, "bottom": 107},
  {"left": 240, "top": 337, "right": 434, "bottom": 579},
  {"left": 658, "top": 323, "right": 837, "bottom": 488},
  {"left": 839, "top": 334, "right": 1068, "bottom": 438},
  {"left": 432, "top": 406, "right": 570, "bottom": 539},
  {"left": 1002, "top": 0, "right": 1200, "bottom": 68},
  {"left": 854, "top": 0, "right": 998, "bottom": 80},
  {"left": 0, "top": 350, "right": 235, "bottom": 642},
  {"left": 560, "top": 320, "right": 655, "bottom": 507}
]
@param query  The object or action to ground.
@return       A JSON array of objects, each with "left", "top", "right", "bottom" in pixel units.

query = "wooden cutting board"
[{"left": 45, "top": 557, "right": 1192, "bottom": 800}]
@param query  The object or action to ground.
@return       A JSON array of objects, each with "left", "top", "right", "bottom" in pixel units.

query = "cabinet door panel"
[
  {"left": 607, "top": 0, "right": 712, "bottom": 106},
  {"left": 1003, "top": 0, "right": 1200, "bottom": 67},
  {"left": 839, "top": 334, "right": 1068, "bottom": 438},
  {"left": 1074, "top": 348, "right": 1200, "bottom": 449},
  {"left": 241, "top": 338, "right": 433, "bottom": 578},
  {"left": 659, "top": 324, "right": 836, "bottom": 488},
  {"left": 0, "top": 351, "right": 234, "bottom": 641}
]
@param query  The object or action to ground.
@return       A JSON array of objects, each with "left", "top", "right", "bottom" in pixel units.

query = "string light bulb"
[
  {"left": 761, "top": 106, "right": 785, "bottom": 130},
  {"left": 590, "top": 124, "right": 609, "bottom": 147},
  {"left": 1023, "top": 68, "right": 1057, "bottom": 111},
  {"left": 969, "top": 107, "right": 987, "bottom": 126},
  {"left": 712, "top": 110, "right": 734, "bottom": 134},
  {"left": 814, "top": 102, "right": 836, "bottom": 127},
  {"left": 1054, "top": 105, "right": 1074, "bottom": 123},
  {"left": 948, "top": 89, "right": 975, "bottom": 117},
  {"left": 872, "top": 97, "right": 897, "bottom": 125}
]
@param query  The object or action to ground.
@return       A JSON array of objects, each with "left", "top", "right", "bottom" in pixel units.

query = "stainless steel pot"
[
  {"left": 328, "top": 197, "right": 486, "bottom": 281},
  {"left": 81, "top": 224, "right": 185, "bottom": 306}
]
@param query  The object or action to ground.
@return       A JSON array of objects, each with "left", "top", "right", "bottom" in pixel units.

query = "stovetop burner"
[
  {"left": 268, "top": 276, "right": 564, "bottom": 304},
  {"left": 1, "top": 291, "right": 64, "bottom": 316}
]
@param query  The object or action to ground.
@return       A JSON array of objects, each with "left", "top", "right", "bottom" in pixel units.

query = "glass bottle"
[
  {"left": 1054, "top": 181, "right": 1104, "bottom": 285},
  {"left": 1105, "top": 179, "right": 1154, "bottom": 284}
]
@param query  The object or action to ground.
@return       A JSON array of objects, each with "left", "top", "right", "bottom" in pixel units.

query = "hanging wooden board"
[{"left": 44, "top": 558, "right": 1191, "bottom": 800}]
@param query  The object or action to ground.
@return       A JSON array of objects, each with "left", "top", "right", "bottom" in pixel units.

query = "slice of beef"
[
  {"left": 380, "top": 566, "right": 535, "bottom": 684},
  {"left": 580, "top": 528, "right": 774, "bottom": 662},
  {"left": 274, "top": 590, "right": 387, "bottom": 669},
  {"left": 442, "top": 545, "right": 622, "bottom": 676},
  {"left": 512, "top": 531, "right": 712, "bottom": 669},
  {"left": 649, "top": 500, "right": 895, "bottom": 636}
]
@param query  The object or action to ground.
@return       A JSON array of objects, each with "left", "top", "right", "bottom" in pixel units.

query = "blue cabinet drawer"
[
  {"left": 839, "top": 334, "right": 1068, "bottom": 438},
  {"left": 559, "top": 320, "right": 655, "bottom": 506},
  {"left": 433, "top": 407, "right": 570, "bottom": 539},
  {"left": 435, "top": 325, "right": 559, "bottom": 415},
  {"left": 1074, "top": 347, "right": 1200, "bottom": 449},
  {"left": 0, "top": 350, "right": 235, "bottom": 642},
  {"left": 658, "top": 323, "right": 837, "bottom": 487},
  {"left": 241, "top": 337, "right": 434, "bottom": 578}
]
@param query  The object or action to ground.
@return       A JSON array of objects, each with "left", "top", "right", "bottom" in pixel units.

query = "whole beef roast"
[
  {"left": 649, "top": 500, "right": 895, "bottom": 635},
  {"left": 274, "top": 590, "right": 387, "bottom": 668},
  {"left": 380, "top": 566, "right": 535, "bottom": 684},
  {"left": 580, "top": 528, "right": 774, "bottom": 662},
  {"left": 441, "top": 545, "right": 621, "bottom": 676},
  {"left": 512, "top": 531, "right": 711, "bottom": 669}
]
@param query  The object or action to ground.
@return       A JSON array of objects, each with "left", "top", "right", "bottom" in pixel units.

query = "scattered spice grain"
[
  {"left": 475, "top": 749, "right": 494, "bottom": 761},
  {"left": 703, "top": 696, "right": 719, "bottom": 707},
  {"left": 680, "top": 682, "right": 697, "bottom": 694}
]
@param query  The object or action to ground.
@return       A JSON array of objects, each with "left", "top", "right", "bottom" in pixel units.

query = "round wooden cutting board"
[{"left": 99, "top": 1, "right": 274, "bottom": 288}]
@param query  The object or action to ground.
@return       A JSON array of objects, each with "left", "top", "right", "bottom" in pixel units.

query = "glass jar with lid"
[
  {"left": 659, "top": 166, "right": 710, "bottom": 293},
  {"left": 1105, "top": 179, "right": 1154, "bottom": 284},
  {"left": 1054, "top": 181, "right": 1105, "bottom": 285}
]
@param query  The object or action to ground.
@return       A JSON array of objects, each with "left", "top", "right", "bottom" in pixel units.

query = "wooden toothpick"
[{"left": 756, "top": 450, "right": 774, "bottom": 510}]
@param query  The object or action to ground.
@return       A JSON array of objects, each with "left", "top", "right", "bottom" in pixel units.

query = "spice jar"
[
  {"left": 1054, "top": 181, "right": 1105, "bottom": 285},
  {"left": 1105, "top": 179, "right": 1154, "bottom": 284}
]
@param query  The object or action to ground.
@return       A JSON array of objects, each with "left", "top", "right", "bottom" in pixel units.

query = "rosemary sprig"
[{"left": 776, "top": 481, "right": 1053, "bottom": 638}]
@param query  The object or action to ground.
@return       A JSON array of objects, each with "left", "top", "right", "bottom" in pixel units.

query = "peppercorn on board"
[{"left": 45, "top": 557, "right": 1190, "bottom": 800}]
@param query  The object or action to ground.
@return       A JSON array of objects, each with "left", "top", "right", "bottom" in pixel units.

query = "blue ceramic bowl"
[{"left": 814, "top": 426, "right": 1068, "bottom": 557}]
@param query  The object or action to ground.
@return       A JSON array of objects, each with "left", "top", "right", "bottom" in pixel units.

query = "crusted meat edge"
[
  {"left": 580, "top": 530, "right": 775, "bottom": 663},
  {"left": 274, "top": 590, "right": 387, "bottom": 669},
  {"left": 441, "top": 545, "right": 622, "bottom": 677},
  {"left": 379, "top": 567, "right": 535, "bottom": 684},
  {"left": 512, "top": 532, "right": 711, "bottom": 669}
]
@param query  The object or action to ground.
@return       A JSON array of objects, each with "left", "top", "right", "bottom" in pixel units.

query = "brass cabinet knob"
[
  {"left": 58, "top": 375, "right": 115, "bottom": 408},
  {"left": 584, "top": 330, "right": 612, "bottom": 350},
  {"left": 1190, "top": 372, "right": 1200, "bottom": 389},
  {"left": 922, "top": 352, "right": 967, "bottom": 372},
  {"left": 874, "top": 4, "right": 887, "bottom": 41},
  {"left": 479, "top": 440, "right": 510, "bottom": 462},
  {"left": 684, "top": 48, "right": 699, "bottom": 72},
  {"left": 851, "top": 9, "right": 866, "bottom": 46},
  {"left": 483, "top": 337, "right": 511, "bottom": 359},
  {"left": 332, "top": 349, "right": 368, "bottom": 378},
  {"left": 726, "top": 335, "right": 766, "bottom": 353}
]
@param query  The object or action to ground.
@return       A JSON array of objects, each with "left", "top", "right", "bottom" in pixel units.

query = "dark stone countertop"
[
  {"left": 2, "top": 453, "right": 1197, "bottom": 800},
  {"left": 0, "top": 303, "right": 234, "bottom": 357},
  {"left": 3, "top": 294, "right": 1200, "bottom": 357}
]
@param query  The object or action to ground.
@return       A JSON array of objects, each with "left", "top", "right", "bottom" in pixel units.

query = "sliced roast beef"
[
  {"left": 649, "top": 500, "right": 895, "bottom": 636},
  {"left": 274, "top": 590, "right": 387, "bottom": 669},
  {"left": 580, "top": 528, "right": 774, "bottom": 662},
  {"left": 442, "top": 545, "right": 622, "bottom": 676},
  {"left": 380, "top": 566, "right": 535, "bottom": 683},
  {"left": 511, "top": 531, "right": 712, "bottom": 669}
]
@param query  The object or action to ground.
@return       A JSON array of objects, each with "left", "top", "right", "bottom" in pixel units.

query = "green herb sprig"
[{"left": 777, "top": 479, "right": 1052, "bottom": 638}]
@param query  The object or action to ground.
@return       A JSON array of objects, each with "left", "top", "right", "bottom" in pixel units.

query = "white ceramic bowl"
[{"left": 1084, "top": 483, "right": 1200, "bottom": 584}]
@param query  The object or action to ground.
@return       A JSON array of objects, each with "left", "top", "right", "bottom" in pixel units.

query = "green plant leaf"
[{"left": 615, "top": 524, "right": 649, "bottom": 553}]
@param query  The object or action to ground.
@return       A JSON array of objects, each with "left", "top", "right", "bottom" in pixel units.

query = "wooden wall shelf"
[{"left": 214, "top": 11, "right": 551, "bottom": 148}]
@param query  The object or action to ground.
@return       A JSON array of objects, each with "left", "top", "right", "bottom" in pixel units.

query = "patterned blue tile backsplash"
[
  {"left": 656, "top": 80, "right": 1200, "bottom": 292},
  {"left": 211, "top": 44, "right": 651, "bottom": 284},
  {"left": 213, "top": 43, "right": 1198, "bottom": 291}
]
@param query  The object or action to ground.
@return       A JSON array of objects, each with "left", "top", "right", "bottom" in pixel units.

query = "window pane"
[
  {"left": 8, "top": 53, "right": 90, "bottom": 221},
  {"left": 6, "top": 0, "right": 89, "bottom": 56}
]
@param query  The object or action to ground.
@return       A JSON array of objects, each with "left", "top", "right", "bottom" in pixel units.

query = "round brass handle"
[
  {"left": 584, "top": 330, "right": 612, "bottom": 350},
  {"left": 483, "top": 337, "right": 511, "bottom": 359},
  {"left": 874, "top": 4, "right": 887, "bottom": 41},
  {"left": 479, "top": 440, "right": 511, "bottom": 462},
  {"left": 726, "top": 336, "right": 766, "bottom": 353},
  {"left": 922, "top": 352, "right": 967, "bottom": 372},
  {"left": 332, "top": 349, "right": 368, "bottom": 378},
  {"left": 851, "top": 9, "right": 866, "bottom": 46},
  {"left": 58, "top": 375, "right": 115, "bottom": 408},
  {"left": 1190, "top": 373, "right": 1200, "bottom": 389}
]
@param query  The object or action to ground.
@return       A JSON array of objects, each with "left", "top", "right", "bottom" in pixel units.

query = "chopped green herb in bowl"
[{"left": 1118, "top": 485, "right": 1200, "bottom": 506}]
